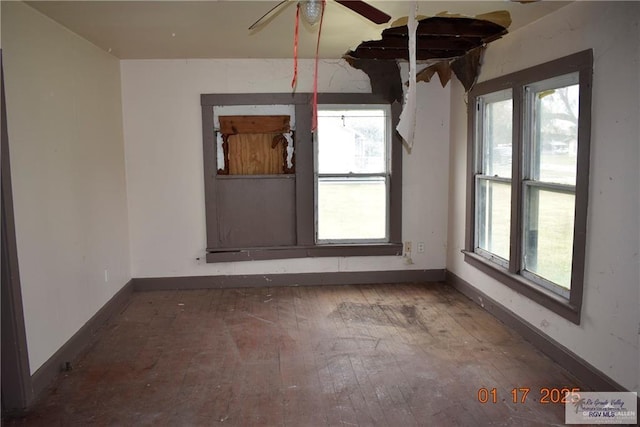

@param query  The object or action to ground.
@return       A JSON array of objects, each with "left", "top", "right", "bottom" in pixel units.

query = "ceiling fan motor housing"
[{"left": 301, "top": 0, "right": 323, "bottom": 26}]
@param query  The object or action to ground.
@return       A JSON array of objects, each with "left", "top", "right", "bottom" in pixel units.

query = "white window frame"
[
  {"left": 314, "top": 104, "right": 392, "bottom": 244},
  {"left": 474, "top": 89, "right": 513, "bottom": 269},
  {"left": 520, "top": 73, "right": 580, "bottom": 300}
]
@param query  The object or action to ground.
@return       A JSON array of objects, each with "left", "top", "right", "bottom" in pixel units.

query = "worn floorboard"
[{"left": 4, "top": 283, "right": 587, "bottom": 426}]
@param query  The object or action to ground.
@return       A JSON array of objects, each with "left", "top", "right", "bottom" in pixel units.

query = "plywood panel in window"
[
  {"left": 227, "top": 133, "right": 284, "bottom": 175},
  {"left": 219, "top": 115, "right": 291, "bottom": 175}
]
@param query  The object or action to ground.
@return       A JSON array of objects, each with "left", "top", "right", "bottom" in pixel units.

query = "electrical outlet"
[
  {"left": 404, "top": 241, "right": 412, "bottom": 253},
  {"left": 417, "top": 242, "right": 425, "bottom": 253}
]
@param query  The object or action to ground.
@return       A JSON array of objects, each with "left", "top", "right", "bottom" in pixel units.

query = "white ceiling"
[{"left": 25, "top": 1, "right": 571, "bottom": 59}]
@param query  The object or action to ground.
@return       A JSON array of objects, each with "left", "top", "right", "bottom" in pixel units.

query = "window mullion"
[{"left": 509, "top": 84, "right": 524, "bottom": 274}]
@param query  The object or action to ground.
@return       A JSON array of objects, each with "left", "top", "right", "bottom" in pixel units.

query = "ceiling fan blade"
[
  {"left": 249, "top": 0, "right": 290, "bottom": 30},
  {"left": 335, "top": 1, "right": 391, "bottom": 25}
]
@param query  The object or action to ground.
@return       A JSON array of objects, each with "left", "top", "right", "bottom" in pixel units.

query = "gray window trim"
[
  {"left": 463, "top": 49, "right": 593, "bottom": 324},
  {"left": 201, "top": 93, "right": 403, "bottom": 262}
]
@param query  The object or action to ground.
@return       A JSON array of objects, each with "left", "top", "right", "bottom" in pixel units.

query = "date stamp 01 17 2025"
[{"left": 476, "top": 387, "right": 637, "bottom": 425}]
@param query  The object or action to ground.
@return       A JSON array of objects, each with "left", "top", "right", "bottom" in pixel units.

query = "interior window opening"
[
  {"left": 521, "top": 73, "right": 580, "bottom": 295},
  {"left": 216, "top": 115, "right": 295, "bottom": 175},
  {"left": 474, "top": 89, "right": 513, "bottom": 265},
  {"left": 315, "top": 106, "right": 391, "bottom": 243}
]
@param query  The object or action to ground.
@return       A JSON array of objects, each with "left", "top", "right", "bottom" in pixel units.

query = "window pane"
[
  {"left": 317, "top": 177, "right": 386, "bottom": 240},
  {"left": 317, "top": 109, "right": 386, "bottom": 174},
  {"left": 482, "top": 94, "right": 512, "bottom": 178},
  {"left": 523, "top": 187, "right": 575, "bottom": 289},
  {"left": 476, "top": 179, "right": 511, "bottom": 261},
  {"left": 531, "top": 82, "right": 579, "bottom": 185}
]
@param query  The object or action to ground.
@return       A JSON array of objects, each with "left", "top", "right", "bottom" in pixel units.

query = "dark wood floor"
[{"left": 6, "top": 283, "right": 586, "bottom": 426}]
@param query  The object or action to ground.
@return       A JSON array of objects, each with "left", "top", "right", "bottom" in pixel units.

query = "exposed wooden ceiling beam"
[
  {"left": 358, "top": 36, "right": 480, "bottom": 51},
  {"left": 383, "top": 17, "right": 507, "bottom": 38},
  {"left": 348, "top": 49, "right": 467, "bottom": 61},
  {"left": 346, "top": 15, "right": 508, "bottom": 62}
]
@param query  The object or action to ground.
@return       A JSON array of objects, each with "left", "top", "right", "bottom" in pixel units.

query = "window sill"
[
  {"left": 207, "top": 243, "right": 403, "bottom": 263},
  {"left": 462, "top": 250, "right": 581, "bottom": 324}
]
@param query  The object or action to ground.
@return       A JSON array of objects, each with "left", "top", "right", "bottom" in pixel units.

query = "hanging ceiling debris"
[{"left": 344, "top": 11, "right": 511, "bottom": 101}]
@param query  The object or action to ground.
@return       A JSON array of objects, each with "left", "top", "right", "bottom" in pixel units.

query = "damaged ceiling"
[
  {"left": 21, "top": 1, "right": 569, "bottom": 98},
  {"left": 345, "top": 12, "right": 511, "bottom": 101},
  {"left": 346, "top": 14, "right": 509, "bottom": 61},
  {"left": 23, "top": 1, "right": 571, "bottom": 60}
]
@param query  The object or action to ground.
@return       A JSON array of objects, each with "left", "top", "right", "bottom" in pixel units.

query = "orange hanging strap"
[
  {"left": 291, "top": 3, "right": 300, "bottom": 89},
  {"left": 311, "top": 0, "right": 326, "bottom": 132}
]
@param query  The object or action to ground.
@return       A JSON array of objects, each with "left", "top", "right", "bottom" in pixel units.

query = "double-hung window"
[
  {"left": 475, "top": 89, "right": 513, "bottom": 265},
  {"left": 521, "top": 74, "right": 580, "bottom": 297},
  {"left": 465, "top": 50, "right": 593, "bottom": 323},
  {"left": 315, "top": 106, "right": 391, "bottom": 243}
]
